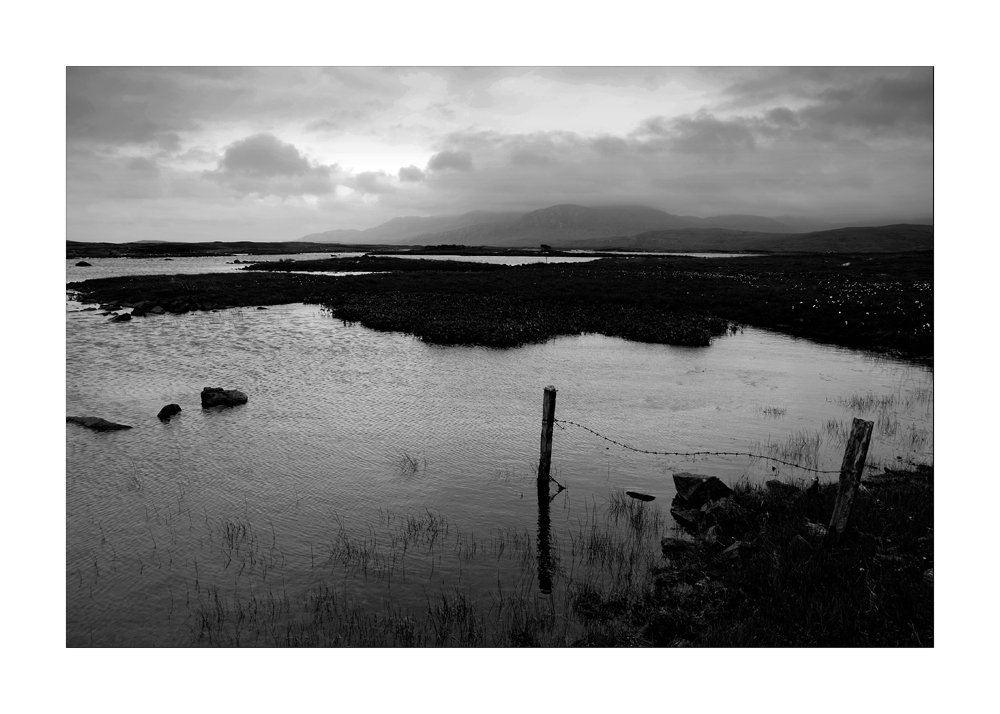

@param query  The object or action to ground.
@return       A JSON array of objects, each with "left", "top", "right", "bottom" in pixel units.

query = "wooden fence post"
[
  {"left": 827, "top": 417, "right": 874, "bottom": 542},
  {"left": 538, "top": 386, "right": 557, "bottom": 487}
]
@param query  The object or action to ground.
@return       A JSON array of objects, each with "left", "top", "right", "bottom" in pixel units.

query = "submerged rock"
[
  {"left": 75, "top": 261, "right": 92, "bottom": 267},
  {"left": 201, "top": 387, "right": 248, "bottom": 408},
  {"left": 626, "top": 491, "right": 655, "bottom": 502},
  {"left": 157, "top": 404, "right": 182, "bottom": 421},
  {"left": 67, "top": 416, "right": 132, "bottom": 431},
  {"left": 109, "top": 313, "right": 132, "bottom": 322}
]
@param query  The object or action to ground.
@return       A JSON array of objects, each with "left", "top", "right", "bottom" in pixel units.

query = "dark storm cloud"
[
  {"left": 715, "top": 67, "right": 933, "bottom": 138},
  {"left": 427, "top": 150, "right": 474, "bottom": 172},
  {"left": 66, "top": 67, "right": 246, "bottom": 146},
  {"left": 398, "top": 165, "right": 425, "bottom": 182},
  {"left": 67, "top": 67, "right": 410, "bottom": 150},
  {"left": 633, "top": 113, "right": 757, "bottom": 156},
  {"left": 800, "top": 70, "right": 933, "bottom": 135},
  {"left": 204, "top": 133, "right": 338, "bottom": 197}
]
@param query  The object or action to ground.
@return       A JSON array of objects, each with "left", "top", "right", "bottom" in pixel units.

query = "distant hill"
[
  {"left": 298, "top": 204, "right": 931, "bottom": 252},
  {"left": 300, "top": 210, "right": 520, "bottom": 244},
  {"left": 397, "top": 204, "right": 797, "bottom": 247}
]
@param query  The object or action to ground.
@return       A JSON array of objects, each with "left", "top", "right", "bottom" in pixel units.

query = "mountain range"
[{"left": 299, "top": 204, "right": 933, "bottom": 252}]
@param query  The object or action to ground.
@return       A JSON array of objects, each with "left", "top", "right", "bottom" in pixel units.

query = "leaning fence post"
[
  {"left": 538, "top": 386, "right": 557, "bottom": 487},
  {"left": 827, "top": 417, "right": 874, "bottom": 542}
]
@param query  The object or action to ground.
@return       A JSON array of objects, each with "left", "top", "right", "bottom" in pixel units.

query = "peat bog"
[{"left": 69, "top": 251, "right": 933, "bottom": 361}]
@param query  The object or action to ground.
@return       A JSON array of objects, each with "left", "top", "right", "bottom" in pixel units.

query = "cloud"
[
  {"left": 427, "top": 150, "right": 473, "bottom": 172},
  {"left": 204, "top": 133, "right": 338, "bottom": 197},
  {"left": 66, "top": 67, "right": 933, "bottom": 242},
  {"left": 354, "top": 171, "right": 396, "bottom": 194},
  {"left": 399, "top": 165, "right": 425, "bottom": 182},
  {"left": 800, "top": 70, "right": 933, "bottom": 136},
  {"left": 509, "top": 150, "right": 556, "bottom": 167}
]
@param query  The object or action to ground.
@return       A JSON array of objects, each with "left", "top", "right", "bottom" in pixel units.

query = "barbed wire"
[{"left": 553, "top": 418, "right": 841, "bottom": 475}]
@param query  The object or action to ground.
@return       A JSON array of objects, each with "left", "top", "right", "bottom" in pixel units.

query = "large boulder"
[
  {"left": 670, "top": 473, "right": 735, "bottom": 538},
  {"left": 201, "top": 387, "right": 248, "bottom": 408},
  {"left": 671, "top": 473, "right": 733, "bottom": 510},
  {"left": 67, "top": 416, "right": 132, "bottom": 431},
  {"left": 157, "top": 404, "right": 182, "bottom": 421}
]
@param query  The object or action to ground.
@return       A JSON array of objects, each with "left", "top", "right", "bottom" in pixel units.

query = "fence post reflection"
[{"left": 537, "top": 473, "right": 553, "bottom": 594}]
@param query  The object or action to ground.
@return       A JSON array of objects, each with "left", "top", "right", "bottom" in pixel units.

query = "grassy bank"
[
  {"left": 68, "top": 251, "right": 932, "bottom": 360},
  {"left": 575, "top": 467, "right": 933, "bottom": 646}
]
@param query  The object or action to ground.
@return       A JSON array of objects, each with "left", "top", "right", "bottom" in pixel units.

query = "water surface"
[{"left": 66, "top": 296, "right": 932, "bottom": 645}]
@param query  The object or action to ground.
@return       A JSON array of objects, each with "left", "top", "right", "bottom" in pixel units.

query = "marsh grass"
[
  {"left": 183, "top": 465, "right": 931, "bottom": 647},
  {"left": 394, "top": 449, "right": 424, "bottom": 476},
  {"left": 751, "top": 429, "right": 823, "bottom": 471},
  {"left": 756, "top": 406, "right": 787, "bottom": 418}
]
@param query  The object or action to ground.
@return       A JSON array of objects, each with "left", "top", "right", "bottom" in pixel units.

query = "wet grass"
[
  {"left": 74, "top": 461, "right": 931, "bottom": 647},
  {"left": 750, "top": 429, "right": 825, "bottom": 471},
  {"left": 67, "top": 250, "right": 932, "bottom": 360}
]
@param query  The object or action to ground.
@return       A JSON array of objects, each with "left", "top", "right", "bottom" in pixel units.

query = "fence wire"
[{"left": 553, "top": 418, "right": 842, "bottom": 475}]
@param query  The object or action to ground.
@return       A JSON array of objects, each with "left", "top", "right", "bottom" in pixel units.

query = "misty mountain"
[
  {"left": 300, "top": 210, "right": 520, "bottom": 244},
  {"left": 298, "top": 204, "right": 932, "bottom": 249},
  {"left": 395, "top": 205, "right": 797, "bottom": 247}
]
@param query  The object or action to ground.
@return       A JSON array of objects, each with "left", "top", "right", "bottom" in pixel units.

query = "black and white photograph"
[{"left": 64, "top": 64, "right": 936, "bottom": 652}]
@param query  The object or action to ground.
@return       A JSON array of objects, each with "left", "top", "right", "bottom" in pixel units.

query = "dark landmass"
[
  {"left": 573, "top": 466, "right": 933, "bottom": 647},
  {"left": 67, "top": 251, "right": 932, "bottom": 362},
  {"left": 578, "top": 223, "right": 933, "bottom": 254},
  {"left": 67, "top": 222, "right": 931, "bottom": 260},
  {"left": 242, "top": 256, "right": 510, "bottom": 273}
]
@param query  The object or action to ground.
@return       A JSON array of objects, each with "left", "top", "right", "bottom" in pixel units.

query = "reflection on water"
[
  {"left": 66, "top": 298, "right": 932, "bottom": 645},
  {"left": 65, "top": 253, "right": 350, "bottom": 282},
  {"left": 536, "top": 479, "right": 555, "bottom": 595}
]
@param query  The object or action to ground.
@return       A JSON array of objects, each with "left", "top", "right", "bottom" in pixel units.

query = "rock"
[
  {"left": 670, "top": 507, "right": 703, "bottom": 534},
  {"left": 802, "top": 520, "right": 828, "bottom": 541},
  {"left": 660, "top": 536, "right": 694, "bottom": 555},
  {"left": 626, "top": 491, "right": 655, "bottom": 502},
  {"left": 157, "top": 404, "right": 182, "bottom": 421},
  {"left": 75, "top": 261, "right": 92, "bottom": 267},
  {"left": 256, "top": 306, "right": 268, "bottom": 310},
  {"left": 149, "top": 306, "right": 165, "bottom": 315},
  {"left": 67, "top": 416, "right": 132, "bottom": 431},
  {"left": 671, "top": 473, "right": 733, "bottom": 510},
  {"left": 81, "top": 307, "right": 97, "bottom": 311},
  {"left": 109, "top": 313, "right": 132, "bottom": 322},
  {"left": 201, "top": 387, "right": 249, "bottom": 408},
  {"left": 923, "top": 568, "right": 933, "bottom": 587}
]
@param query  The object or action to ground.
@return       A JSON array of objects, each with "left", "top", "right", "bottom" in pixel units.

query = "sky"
[{"left": 66, "top": 66, "right": 933, "bottom": 242}]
